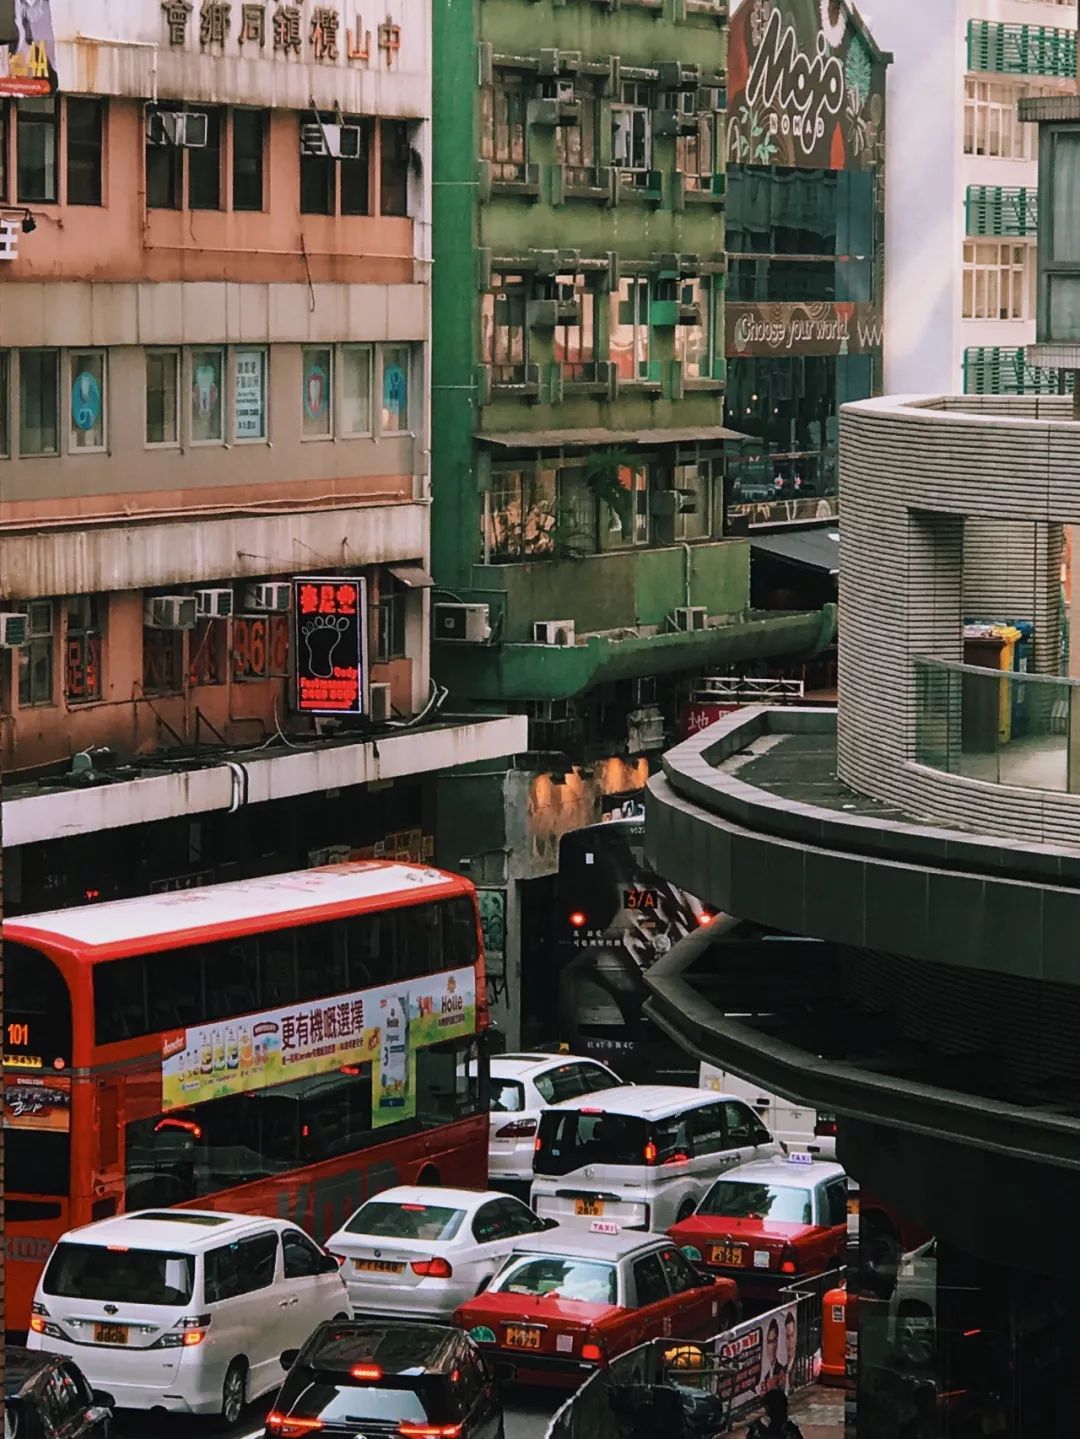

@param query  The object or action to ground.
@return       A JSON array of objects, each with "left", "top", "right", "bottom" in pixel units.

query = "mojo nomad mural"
[{"left": 727, "top": 0, "right": 886, "bottom": 172}]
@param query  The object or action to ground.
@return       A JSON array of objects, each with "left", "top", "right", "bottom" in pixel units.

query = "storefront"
[{"left": 724, "top": 0, "right": 888, "bottom": 530}]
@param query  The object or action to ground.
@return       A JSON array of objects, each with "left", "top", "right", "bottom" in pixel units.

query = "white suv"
[{"left": 483, "top": 1052, "right": 624, "bottom": 1194}]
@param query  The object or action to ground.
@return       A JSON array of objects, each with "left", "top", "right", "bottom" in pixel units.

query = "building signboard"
[
  {"left": 0, "top": 0, "right": 57, "bottom": 95},
  {"left": 294, "top": 575, "right": 367, "bottom": 715},
  {"left": 726, "top": 301, "right": 884, "bottom": 358}
]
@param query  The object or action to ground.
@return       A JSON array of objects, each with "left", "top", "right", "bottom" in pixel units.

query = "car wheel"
[
  {"left": 676, "top": 1198, "right": 696, "bottom": 1223},
  {"left": 217, "top": 1358, "right": 247, "bottom": 1429}
]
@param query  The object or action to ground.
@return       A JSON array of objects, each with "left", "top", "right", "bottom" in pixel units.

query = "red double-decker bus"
[{"left": 3, "top": 862, "right": 491, "bottom": 1335}]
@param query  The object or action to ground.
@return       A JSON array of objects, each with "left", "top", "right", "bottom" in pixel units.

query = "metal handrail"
[{"left": 915, "top": 654, "right": 1076, "bottom": 689}]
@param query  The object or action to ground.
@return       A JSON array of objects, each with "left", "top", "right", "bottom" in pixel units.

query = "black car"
[
  {"left": 6, "top": 1349, "right": 111, "bottom": 1439},
  {"left": 265, "top": 1320, "right": 504, "bottom": 1439}
]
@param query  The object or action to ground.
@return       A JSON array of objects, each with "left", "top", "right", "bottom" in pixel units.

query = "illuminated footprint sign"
[{"left": 294, "top": 575, "right": 368, "bottom": 715}]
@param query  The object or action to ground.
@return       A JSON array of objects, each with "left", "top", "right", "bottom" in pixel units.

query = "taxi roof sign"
[
  {"left": 590, "top": 1219, "right": 620, "bottom": 1234},
  {"left": 787, "top": 1151, "right": 816, "bottom": 1165}
]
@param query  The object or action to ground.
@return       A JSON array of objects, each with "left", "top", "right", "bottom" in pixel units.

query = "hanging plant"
[{"left": 582, "top": 448, "right": 636, "bottom": 537}]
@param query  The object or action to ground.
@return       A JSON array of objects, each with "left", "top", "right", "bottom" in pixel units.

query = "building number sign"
[{"left": 162, "top": 1, "right": 402, "bottom": 64}]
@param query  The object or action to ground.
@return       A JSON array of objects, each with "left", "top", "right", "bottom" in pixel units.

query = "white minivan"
[
  {"left": 698, "top": 1062, "right": 837, "bottom": 1159},
  {"left": 530, "top": 1085, "right": 780, "bottom": 1233},
  {"left": 28, "top": 1210, "right": 350, "bottom": 1423}
]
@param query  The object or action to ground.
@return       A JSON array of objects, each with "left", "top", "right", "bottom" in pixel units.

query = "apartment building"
[
  {"left": 0, "top": 0, "right": 524, "bottom": 907},
  {"left": 874, "top": 0, "right": 1077, "bottom": 395}
]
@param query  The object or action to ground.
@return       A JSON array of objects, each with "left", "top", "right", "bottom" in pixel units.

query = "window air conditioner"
[
  {"left": 628, "top": 706, "right": 666, "bottom": 753},
  {"left": 195, "top": 588, "right": 234, "bottom": 620},
  {"left": 533, "top": 620, "right": 576, "bottom": 646},
  {"left": 147, "top": 111, "right": 209, "bottom": 148},
  {"left": 240, "top": 582, "right": 292, "bottom": 612},
  {"left": 433, "top": 603, "right": 492, "bottom": 643},
  {"left": 669, "top": 606, "right": 708, "bottom": 632},
  {"left": 301, "top": 122, "right": 361, "bottom": 159},
  {"left": 369, "top": 682, "right": 392, "bottom": 721},
  {"left": 0, "top": 612, "right": 29, "bottom": 648},
  {"left": 145, "top": 596, "right": 198, "bottom": 631}
]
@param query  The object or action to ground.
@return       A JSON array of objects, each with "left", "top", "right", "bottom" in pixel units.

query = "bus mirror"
[{"left": 280, "top": 1350, "right": 300, "bottom": 1370}]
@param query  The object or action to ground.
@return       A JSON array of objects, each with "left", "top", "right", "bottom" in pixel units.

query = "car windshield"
[
  {"left": 288, "top": 1381, "right": 428, "bottom": 1425},
  {"left": 344, "top": 1202, "right": 466, "bottom": 1242},
  {"left": 697, "top": 1182, "right": 812, "bottom": 1224},
  {"left": 490, "top": 1080, "right": 525, "bottom": 1113},
  {"left": 43, "top": 1241, "right": 195, "bottom": 1305},
  {"left": 534, "top": 1110, "right": 649, "bottom": 1175},
  {"left": 493, "top": 1256, "right": 617, "bottom": 1304}
]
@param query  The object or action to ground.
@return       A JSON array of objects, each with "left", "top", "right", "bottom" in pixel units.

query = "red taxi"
[
  {"left": 452, "top": 1225, "right": 737, "bottom": 1387},
  {"left": 668, "top": 1155, "right": 849, "bottom": 1299}
]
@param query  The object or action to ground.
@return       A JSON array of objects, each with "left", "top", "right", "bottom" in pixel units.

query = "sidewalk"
[{"left": 730, "top": 1384, "right": 845, "bottom": 1438}]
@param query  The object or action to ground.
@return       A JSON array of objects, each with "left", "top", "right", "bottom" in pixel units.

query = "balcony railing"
[
  {"left": 962, "top": 346, "right": 1072, "bottom": 396},
  {"left": 967, "top": 20, "right": 1077, "bottom": 76},
  {"left": 915, "top": 656, "right": 1080, "bottom": 793},
  {"left": 965, "top": 184, "right": 1038, "bottom": 237}
]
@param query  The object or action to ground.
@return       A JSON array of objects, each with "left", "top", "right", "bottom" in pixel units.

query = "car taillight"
[
  {"left": 411, "top": 1257, "right": 454, "bottom": 1279},
  {"left": 399, "top": 1425, "right": 463, "bottom": 1438},
  {"left": 581, "top": 1340, "right": 605, "bottom": 1363},
  {"left": 815, "top": 1116, "right": 838, "bottom": 1137},
  {"left": 266, "top": 1414, "right": 325, "bottom": 1436},
  {"left": 351, "top": 1364, "right": 383, "bottom": 1380},
  {"left": 779, "top": 1247, "right": 798, "bottom": 1275},
  {"left": 496, "top": 1118, "right": 538, "bottom": 1139},
  {"left": 329, "top": 1252, "right": 348, "bottom": 1267},
  {"left": 534, "top": 1135, "right": 543, "bottom": 1152},
  {"left": 663, "top": 1152, "right": 689, "bottom": 1166},
  {"left": 29, "top": 1302, "right": 62, "bottom": 1340},
  {"left": 643, "top": 1140, "right": 657, "bottom": 1164}
]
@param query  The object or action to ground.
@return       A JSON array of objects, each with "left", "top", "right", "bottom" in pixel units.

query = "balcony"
[
  {"left": 965, "top": 185, "right": 1038, "bottom": 237},
  {"left": 967, "top": 20, "right": 1076, "bottom": 77}
]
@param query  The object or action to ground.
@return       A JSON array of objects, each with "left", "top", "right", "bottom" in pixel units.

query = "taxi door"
[
  {"left": 627, "top": 1251, "right": 674, "bottom": 1344},
  {"left": 656, "top": 1244, "right": 722, "bottom": 1339},
  {"left": 817, "top": 1177, "right": 850, "bottom": 1269}
]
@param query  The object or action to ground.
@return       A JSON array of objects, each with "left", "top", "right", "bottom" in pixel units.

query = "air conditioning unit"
[
  {"left": 433, "top": 602, "right": 491, "bottom": 643},
  {"left": 369, "top": 682, "right": 392, "bottom": 722},
  {"left": 628, "top": 706, "right": 666, "bottom": 753},
  {"left": 147, "top": 110, "right": 208, "bottom": 148},
  {"left": 300, "top": 122, "right": 361, "bottom": 159},
  {"left": 669, "top": 606, "right": 708, "bottom": 633},
  {"left": 195, "top": 588, "right": 234, "bottom": 620},
  {"left": 552, "top": 78, "right": 576, "bottom": 103},
  {"left": 0, "top": 612, "right": 29, "bottom": 648},
  {"left": 533, "top": 619, "right": 576, "bottom": 646},
  {"left": 240, "top": 582, "right": 292, "bottom": 612},
  {"left": 145, "top": 595, "right": 198, "bottom": 631}
]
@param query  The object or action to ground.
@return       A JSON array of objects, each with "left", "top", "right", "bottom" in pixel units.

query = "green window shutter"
[
  {"left": 967, "top": 20, "right": 1076, "bottom": 76},
  {"left": 965, "top": 186, "right": 1038, "bottom": 236}
]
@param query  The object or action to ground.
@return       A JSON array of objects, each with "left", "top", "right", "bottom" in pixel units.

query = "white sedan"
[{"left": 325, "top": 1185, "right": 557, "bottom": 1319}]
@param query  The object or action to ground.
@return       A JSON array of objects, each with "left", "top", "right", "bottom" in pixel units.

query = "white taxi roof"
[
  {"left": 60, "top": 1209, "right": 285, "bottom": 1254},
  {"left": 550, "top": 1085, "right": 738, "bottom": 1119},
  {"left": 708, "top": 1156, "right": 846, "bottom": 1189},
  {"left": 5, "top": 862, "right": 460, "bottom": 952},
  {"left": 501, "top": 1227, "right": 670, "bottom": 1264},
  {"left": 490, "top": 1052, "right": 606, "bottom": 1078}
]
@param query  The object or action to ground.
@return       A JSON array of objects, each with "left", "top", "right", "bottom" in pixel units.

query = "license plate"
[
  {"left": 574, "top": 1198, "right": 603, "bottom": 1217},
  {"left": 710, "top": 1245, "right": 744, "bottom": 1267},
  {"left": 353, "top": 1259, "right": 405, "bottom": 1274},
  {"left": 505, "top": 1325, "right": 542, "bottom": 1350},
  {"left": 94, "top": 1323, "right": 128, "bottom": 1345}
]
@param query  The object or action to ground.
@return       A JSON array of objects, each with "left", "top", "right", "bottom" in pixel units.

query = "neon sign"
[{"left": 294, "top": 576, "right": 367, "bottom": 715}]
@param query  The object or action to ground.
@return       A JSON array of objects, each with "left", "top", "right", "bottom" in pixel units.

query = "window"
[
  {"left": 205, "top": 1232, "right": 278, "bottom": 1301},
  {"left": 191, "top": 347, "right": 224, "bottom": 442},
  {"left": 962, "top": 240, "right": 1034, "bottom": 319},
  {"left": 600, "top": 466, "right": 649, "bottom": 550},
  {"left": 143, "top": 626, "right": 184, "bottom": 695},
  {"left": 340, "top": 119, "right": 371, "bottom": 215},
  {"left": 0, "top": 103, "right": 6, "bottom": 198},
  {"left": 302, "top": 346, "right": 332, "bottom": 437},
  {"left": 481, "top": 74, "right": 528, "bottom": 182},
  {"left": 673, "top": 462, "right": 713, "bottom": 541},
  {"left": 553, "top": 274, "right": 596, "bottom": 378},
  {"left": 674, "top": 278, "right": 713, "bottom": 379},
  {"left": 232, "top": 348, "right": 267, "bottom": 440},
  {"left": 1041, "top": 125, "right": 1080, "bottom": 341},
  {"left": 481, "top": 273, "right": 528, "bottom": 381},
  {"left": 231, "top": 613, "right": 290, "bottom": 680},
  {"left": 146, "top": 106, "right": 182, "bottom": 209},
  {"left": 187, "top": 107, "right": 222, "bottom": 209},
  {"left": 610, "top": 277, "right": 650, "bottom": 381},
  {"left": 69, "top": 351, "right": 105, "bottom": 451},
  {"left": 556, "top": 79, "right": 601, "bottom": 183},
  {"left": 301, "top": 114, "right": 371, "bottom": 216},
  {"left": 146, "top": 349, "right": 179, "bottom": 445},
  {"left": 282, "top": 1229, "right": 324, "bottom": 1278},
  {"left": 484, "top": 467, "right": 557, "bottom": 561},
  {"left": 658, "top": 1245, "right": 701, "bottom": 1295},
  {"left": 379, "top": 345, "right": 410, "bottom": 432},
  {"left": 824, "top": 1178, "right": 848, "bottom": 1228},
  {"left": 341, "top": 345, "right": 372, "bottom": 434},
  {"left": 612, "top": 82, "right": 653, "bottom": 183},
  {"left": 0, "top": 350, "right": 9, "bottom": 456},
  {"left": 64, "top": 596, "right": 102, "bottom": 704},
  {"left": 18, "top": 600, "right": 54, "bottom": 707},
  {"left": 380, "top": 119, "right": 410, "bottom": 216},
  {"left": 376, "top": 576, "right": 407, "bottom": 661},
  {"left": 232, "top": 108, "right": 265, "bottom": 210},
  {"left": 66, "top": 97, "right": 104, "bottom": 205},
  {"left": 17, "top": 97, "right": 58, "bottom": 202},
  {"left": 676, "top": 89, "right": 721, "bottom": 189},
  {"left": 722, "top": 1100, "right": 757, "bottom": 1145},
  {"left": 19, "top": 348, "right": 59, "bottom": 456},
  {"left": 689, "top": 1101, "right": 729, "bottom": 1156},
  {"left": 190, "top": 617, "right": 227, "bottom": 685},
  {"left": 581, "top": 1063, "right": 623, "bottom": 1094},
  {"left": 632, "top": 1253, "right": 669, "bottom": 1306}
]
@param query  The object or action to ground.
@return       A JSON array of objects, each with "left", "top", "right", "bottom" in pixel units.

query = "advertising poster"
[
  {"left": 3, "top": 1075, "right": 70, "bottom": 1132},
  {"left": 0, "top": 0, "right": 57, "bottom": 95},
  {"left": 714, "top": 1303, "right": 800, "bottom": 1416},
  {"left": 294, "top": 575, "right": 367, "bottom": 715},
  {"left": 162, "top": 965, "right": 476, "bottom": 1127},
  {"left": 234, "top": 350, "right": 266, "bottom": 439}
]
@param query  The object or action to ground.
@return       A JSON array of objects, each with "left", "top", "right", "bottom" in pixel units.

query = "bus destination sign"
[{"left": 294, "top": 575, "right": 368, "bottom": 715}]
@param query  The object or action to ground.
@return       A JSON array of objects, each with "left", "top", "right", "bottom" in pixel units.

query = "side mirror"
[
  {"left": 321, "top": 1254, "right": 342, "bottom": 1274},
  {"left": 280, "top": 1349, "right": 300, "bottom": 1370},
  {"left": 695, "top": 1269, "right": 716, "bottom": 1286}
]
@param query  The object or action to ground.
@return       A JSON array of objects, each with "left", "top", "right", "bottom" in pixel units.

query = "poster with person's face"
[
  {"left": 715, "top": 1302, "right": 799, "bottom": 1417},
  {"left": 0, "top": 0, "right": 57, "bottom": 95}
]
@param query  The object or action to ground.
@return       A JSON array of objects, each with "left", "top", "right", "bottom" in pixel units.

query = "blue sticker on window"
[
  {"left": 71, "top": 370, "right": 102, "bottom": 432},
  {"left": 383, "top": 364, "right": 406, "bottom": 415}
]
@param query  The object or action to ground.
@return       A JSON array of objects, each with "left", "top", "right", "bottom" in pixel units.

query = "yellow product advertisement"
[{"left": 161, "top": 965, "right": 477, "bottom": 1116}]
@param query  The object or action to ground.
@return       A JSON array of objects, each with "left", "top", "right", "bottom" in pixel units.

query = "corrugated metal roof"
[{"left": 475, "top": 425, "right": 750, "bottom": 449}]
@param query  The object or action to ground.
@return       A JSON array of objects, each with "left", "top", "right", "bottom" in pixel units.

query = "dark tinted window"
[
  {"left": 339, "top": 118, "right": 371, "bottom": 216},
  {"left": 698, "top": 1181, "right": 811, "bottom": 1224},
  {"left": 632, "top": 1253, "right": 669, "bottom": 1306},
  {"left": 285, "top": 1382, "right": 427, "bottom": 1425},
  {"left": 43, "top": 1242, "right": 194, "bottom": 1304},
  {"left": 472, "top": 1197, "right": 542, "bottom": 1243},
  {"left": 67, "top": 97, "right": 104, "bottom": 205},
  {"left": 658, "top": 1245, "right": 700, "bottom": 1294},
  {"left": 6, "top": 1129, "right": 70, "bottom": 1198},
  {"left": 379, "top": 118, "right": 409, "bottom": 216},
  {"left": 534, "top": 1110, "right": 649, "bottom": 1176},
  {"left": 283, "top": 1229, "right": 325, "bottom": 1278},
  {"left": 723, "top": 1101, "right": 757, "bottom": 1145},
  {"left": 824, "top": 1179, "right": 848, "bottom": 1227},
  {"left": 205, "top": 1231, "right": 277, "bottom": 1301},
  {"left": 582, "top": 1064, "right": 622, "bottom": 1093},
  {"left": 232, "top": 108, "right": 264, "bottom": 210},
  {"left": 6, "top": 941, "right": 72, "bottom": 1068},
  {"left": 188, "top": 108, "right": 222, "bottom": 209},
  {"left": 691, "top": 1102, "right": 729, "bottom": 1156}
]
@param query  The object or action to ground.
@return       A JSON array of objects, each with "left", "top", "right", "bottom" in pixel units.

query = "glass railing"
[{"left": 915, "top": 656, "right": 1077, "bottom": 792}]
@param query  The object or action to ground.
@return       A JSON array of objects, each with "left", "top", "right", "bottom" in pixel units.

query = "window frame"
[
  {"left": 612, "top": 82, "right": 654, "bottom": 183},
  {"left": 340, "top": 343, "right": 373, "bottom": 437},
  {"left": 68, "top": 349, "right": 107, "bottom": 453},
  {"left": 145, "top": 348, "right": 181, "bottom": 448},
  {"left": 379, "top": 118, "right": 410, "bottom": 217},
  {"left": 18, "top": 347, "right": 60, "bottom": 458},
  {"left": 599, "top": 464, "right": 650, "bottom": 551},
  {"left": 231, "top": 106, "right": 266, "bottom": 212},
  {"left": 962, "top": 237, "right": 1035, "bottom": 321},
  {"left": 64, "top": 594, "right": 103, "bottom": 706},
  {"left": 231, "top": 346, "right": 268, "bottom": 443},
  {"left": 189, "top": 345, "right": 227, "bottom": 446},
  {"left": 481, "top": 73, "right": 529, "bottom": 182},
  {"left": 16, "top": 95, "right": 59, "bottom": 204},
  {"left": 378, "top": 343, "right": 412, "bottom": 435},
  {"left": 65, "top": 95, "right": 105, "bottom": 206},
  {"left": 17, "top": 599, "right": 55, "bottom": 709},
  {"left": 610, "top": 276, "right": 651, "bottom": 382},
  {"left": 301, "top": 345, "right": 334, "bottom": 440},
  {"left": 142, "top": 624, "right": 186, "bottom": 697},
  {"left": 0, "top": 349, "right": 9, "bottom": 457},
  {"left": 375, "top": 575, "right": 407, "bottom": 663}
]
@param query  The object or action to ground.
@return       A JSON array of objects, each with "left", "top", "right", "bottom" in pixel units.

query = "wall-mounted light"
[{"left": 21, "top": 209, "right": 35, "bottom": 234}]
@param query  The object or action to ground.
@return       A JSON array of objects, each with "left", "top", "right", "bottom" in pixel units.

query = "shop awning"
[
  {"left": 751, "top": 527, "right": 840, "bottom": 576},
  {"left": 475, "top": 425, "right": 750, "bottom": 449},
  {"left": 387, "top": 564, "right": 434, "bottom": 588}
]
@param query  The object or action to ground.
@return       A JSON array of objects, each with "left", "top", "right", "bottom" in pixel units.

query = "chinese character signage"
[
  {"left": 161, "top": 965, "right": 476, "bottom": 1127},
  {"left": 294, "top": 575, "right": 366, "bottom": 715},
  {"left": 680, "top": 702, "right": 738, "bottom": 740},
  {"left": 160, "top": 0, "right": 403, "bottom": 67},
  {"left": 3, "top": 1076, "right": 70, "bottom": 1132},
  {"left": 0, "top": 0, "right": 57, "bottom": 95}
]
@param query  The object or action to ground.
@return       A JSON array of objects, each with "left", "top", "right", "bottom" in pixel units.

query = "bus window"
[
  {"left": 7, "top": 1129, "right": 70, "bottom": 1197},
  {"left": 443, "top": 898, "right": 479, "bottom": 969},
  {"left": 297, "top": 919, "right": 349, "bottom": 1002},
  {"left": 6, "top": 942, "right": 73, "bottom": 1068},
  {"left": 398, "top": 904, "right": 441, "bottom": 979},
  {"left": 260, "top": 928, "right": 298, "bottom": 1008},
  {"left": 345, "top": 913, "right": 380, "bottom": 990},
  {"left": 417, "top": 1039, "right": 480, "bottom": 1127}
]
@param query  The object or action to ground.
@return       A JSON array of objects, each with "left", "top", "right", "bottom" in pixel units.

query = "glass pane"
[
  {"left": 17, "top": 97, "right": 57, "bottom": 202},
  {"left": 19, "top": 349, "right": 58, "bottom": 455},
  {"left": 300, "top": 152, "right": 334, "bottom": 214},
  {"left": 190, "top": 349, "right": 223, "bottom": 442},
  {"left": 66, "top": 97, "right": 103, "bottom": 206},
  {"left": 340, "top": 120, "right": 370, "bottom": 216},
  {"left": 341, "top": 346, "right": 372, "bottom": 434},
  {"left": 1051, "top": 130, "right": 1080, "bottom": 264},
  {"left": 232, "top": 109, "right": 264, "bottom": 211},
  {"left": 146, "top": 351, "right": 178, "bottom": 444},
  {"left": 69, "top": 352, "right": 105, "bottom": 450},
  {"left": 0, "top": 351, "right": 9, "bottom": 456},
  {"left": 379, "top": 119, "right": 409, "bottom": 216},
  {"left": 188, "top": 109, "right": 222, "bottom": 209},
  {"left": 233, "top": 349, "right": 266, "bottom": 440},
  {"left": 1048, "top": 273, "right": 1080, "bottom": 343},
  {"left": 380, "top": 347, "right": 409, "bottom": 432},
  {"left": 302, "top": 347, "right": 332, "bottom": 437}
]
